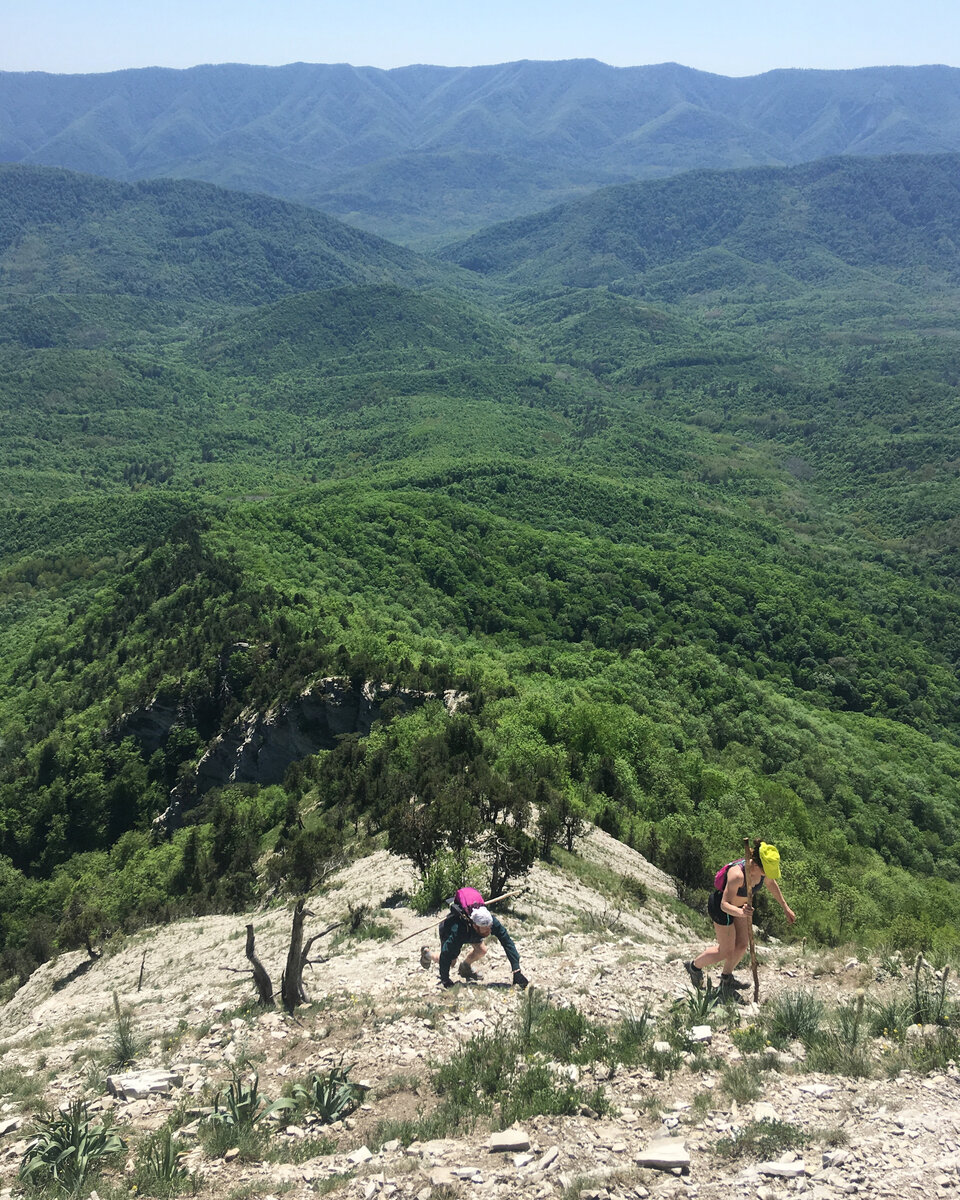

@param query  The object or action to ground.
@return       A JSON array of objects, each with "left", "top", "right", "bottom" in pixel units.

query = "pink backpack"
[
  {"left": 450, "top": 887, "right": 485, "bottom": 919},
  {"left": 713, "top": 859, "right": 744, "bottom": 893}
]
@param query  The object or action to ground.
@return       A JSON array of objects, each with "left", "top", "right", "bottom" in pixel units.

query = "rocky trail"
[{"left": 1, "top": 829, "right": 958, "bottom": 1200}]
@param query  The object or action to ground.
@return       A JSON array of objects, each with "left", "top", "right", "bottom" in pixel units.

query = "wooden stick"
[
  {"left": 744, "top": 838, "right": 761, "bottom": 1003},
  {"left": 392, "top": 890, "right": 519, "bottom": 947}
]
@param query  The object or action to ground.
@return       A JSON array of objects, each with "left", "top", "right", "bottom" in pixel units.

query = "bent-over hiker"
[
  {"left": 420, "top": 886, "right": 529, "bottom": 989},
  {"left": 684, "top": 840, "right": 795, "bottom": 997}
]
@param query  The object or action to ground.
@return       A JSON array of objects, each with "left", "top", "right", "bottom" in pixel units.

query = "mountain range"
[{"left": 3, "top": 60, "right": 960, "bottom": 243}]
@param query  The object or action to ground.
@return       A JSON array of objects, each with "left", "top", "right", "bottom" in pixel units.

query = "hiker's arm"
[
  {"left": 437, "top": 920, "right": 466, "bottom": 984},
  {"left": 492, "top": 917, "right": 521, "bottom": 973},
  {"left": 766, "top": 879, "right": 796, "bottom": 924},
  {"left": 722, "top": 866, "right": 751, "bottom": 918}
]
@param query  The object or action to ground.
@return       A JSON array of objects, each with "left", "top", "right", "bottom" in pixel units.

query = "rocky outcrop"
[
  {"left": 193, "top": 680, "right": 466, "bottom": 793},
  {"left": 122, "top": 676, "right": 469, "bottom": 837},
  {"left": 115, "top": 695, "right": 182, "bottom": 755}
]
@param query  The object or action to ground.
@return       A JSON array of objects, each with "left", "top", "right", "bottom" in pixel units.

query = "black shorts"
[{"left": 707, "top": 891, "right": 734, "bottom": 926}]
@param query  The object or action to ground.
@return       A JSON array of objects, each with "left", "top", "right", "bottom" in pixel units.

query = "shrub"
[
  {"left": 768, "top": 990, "right": 824, "bottom": 1045},
  {"left": 292, "top": 1062, "right": 365, "bottom": 1124},
  {"left": 730, "top": 1024, "right": 768, "bottom": 1053},
  {"left": 107, "top": 989, "right": 140, "bottom": 1070},
  {"left": 497, "top": 1063, "right": 586, "bottom": 1128},
  {"left": 714, "top": 1120, "right": 810, "bottom": 1160},
  {"left": 674, "top": 981, "right": 722, "bottom": 1025},
  {"left": 720, "top": 1061, "right": 763, "bottom": 1104},
  {"left": 608, "top": 1005, "right": 654, "bottom": 1066},
  {"left": 805, "top": 1033, "right": 873, "bottom": 1078},
  {"left": 434, "top": 1028, "right": 518, "bottom": 1112},
  {"left": 867, "top": 996, "right": 911, "bottom": 1040},
  {"left": 428, "top": 994, "right": 610, "bottom": 1130},
  {"left": 261, "top": 1133, "right": 338, "bottom": 1163},
  {"left": 208, "top": 1073, "right": 295, "bottom": 1129},
  {"left": 908, "top": 957, "right": 951, "bottom": 1026},
  {"left": 200, "top": 1072, "right": 296, "bottom": 1160},
  {"left": 330, "top": 903, "right": 394, "bottom": 948},
  {"left": 133, "top": 1127, "right": 199, "bottom": 1198},
  {"left": 835, "top": 992, "right": 867, "bottom": 1049},
  {"left": 410, "top": 850, "right": 478, "bottom": 916},
  {"left": 20, "top": 1100, "right": 124, "bottom": 1194},
  {"left": 905, "top": 1026, "right": 960, "bottom": 1074},
  {"left": 643, "top": 1041, "right": 682, "bottom": 1080}
]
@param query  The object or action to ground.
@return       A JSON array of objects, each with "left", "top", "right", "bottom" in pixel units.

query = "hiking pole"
[
  {"left": 743, "top": 837, "right": 761, "bottom": 1003},
  {"left": 392, "top": 890, "right": 520, "bottom": 947}
]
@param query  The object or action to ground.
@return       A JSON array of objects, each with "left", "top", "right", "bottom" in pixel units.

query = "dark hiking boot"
[
  {"left": 420, "top": 946, "right": 432, "bottom": 970},
  {"left": 720, "top": 973, "right": 750, "bottom": 991},
  {"left": 683, "top": 960, "right": 704, "bottom": 989},
  {"left": 458, "top": 961, "right": 483, "bottom": 981},
  {"left": 718, "top": 976, "right": 747, "bottom": 1003}
]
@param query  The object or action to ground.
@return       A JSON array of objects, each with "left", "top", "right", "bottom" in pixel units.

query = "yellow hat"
[{"left": 759, "top": 842, "right": 781, "bottom": 880}]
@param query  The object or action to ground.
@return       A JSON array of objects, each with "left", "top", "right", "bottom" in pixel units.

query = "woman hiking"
[
  {"left": 420, "top": 886, "right": 529, "bottom": 989},
  {"left": 684, "top": 841, "right": 795, "bottom": 997}
]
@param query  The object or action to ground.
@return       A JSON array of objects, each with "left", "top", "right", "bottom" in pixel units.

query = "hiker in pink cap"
[{"left": 420, "top": 886, "right": 528, "bottom": 988}]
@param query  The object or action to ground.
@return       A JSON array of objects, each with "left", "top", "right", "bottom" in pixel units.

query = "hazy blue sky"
[{"left": 6, "top": 0, "right": 959, "bottom": 77}]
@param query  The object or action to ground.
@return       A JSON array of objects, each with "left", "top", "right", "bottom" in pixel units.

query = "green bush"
[
  {"left": 730, "top": 1024, "right": 768, "bottom": 1053},
  {"left": 608, "top": 1005, "right": 654, "bottom": 1066},
  {"left": 720, "top": 1061, "right": 764, "bottom": 1104},
  {"left": 714, "top": 1120, "right": 811, "bottom": 1160},
  {"left": 292, "top": 1062, "right": 365, "bottom": 1125},
  {"left": 867, "top": 996, "right": 911, "bottom": 1041},
  {"left": 20, "top": 1100, "right": 124, "bottom": 1194},
  {"left": 133, "top": 1127, "right": 199, "bottom": 1198},
  {"left": 908, "top": 958, "right": 952, "bottom": 1026},
  {"left": 106, "top": 989, "right": 140, "bottom": 1070},
  {"left": 767, "top": 990, "right": 824, "bottom": 1045},
  {"left": 410, "top": 851, "right": 479, "bottom": 916}
]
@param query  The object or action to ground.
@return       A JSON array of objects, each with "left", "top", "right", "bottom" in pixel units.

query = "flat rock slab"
[
  {"left": 636, "top": 1137, "right": 690, "bottom": 1173},
  {"left": 538, "top": 1146, "right": 560, "bottom": 1170},
  {"left": 429, "top": 1167, "right": 457, "bottom": 1186},
  {"left": 758, "top": 1161, "right": 807, "bottom": 1178},
  {"left": 105, "top": 1071, "right": 183, "bottom": 1100},
  {"left": 488, "top": 1130, "right": 531, "bottom": 1152},
  {"left": 0, "top": 1118, "right": 20, "bottom": 1137}
]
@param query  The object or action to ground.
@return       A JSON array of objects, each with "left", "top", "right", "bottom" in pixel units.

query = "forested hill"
[
  {"left": 3, "top": 61, "right": 960, "bottom": 243},
  {"left": 440, "top": 153, "right": 960, "bottom": 292},
  {"left": 3, "top": 155, "right": 960, "bottom": 989},
  {"left": 0, "top": 165, "right": 458, "bottom": 302}
]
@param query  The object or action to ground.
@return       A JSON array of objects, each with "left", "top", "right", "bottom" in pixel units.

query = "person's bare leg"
[
  {"left": 725, "top": 918, "right": 751, "bottom": 974},
  {"left": 693, "top": 923, "right": 737, "bottom": 970}
]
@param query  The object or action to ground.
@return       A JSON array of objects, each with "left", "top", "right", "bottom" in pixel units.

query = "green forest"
[{"left": 1, "top": 155, "right": 960, "bottom": 991}]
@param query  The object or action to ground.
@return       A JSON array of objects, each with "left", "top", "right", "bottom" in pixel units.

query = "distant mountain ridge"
[
  {"left": 440, "top": 153, "right": 960, "bottom": 296},
  {"left": 3, "top": 60, "right": 960, "bottom": 243}
]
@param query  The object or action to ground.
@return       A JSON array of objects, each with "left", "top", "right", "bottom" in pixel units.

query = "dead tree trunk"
[
  {"left": 280, "top": 900, "right": 343, "bottom": 1015},
  {"left": 246, "top": 924, "right": 275, "bottom": 1006},
  {"left": 280, "top": 899, "right": 311, "bottom": 1014},
  {"left": 223, "top": 906, "right": 342, "bottom": 1012}
]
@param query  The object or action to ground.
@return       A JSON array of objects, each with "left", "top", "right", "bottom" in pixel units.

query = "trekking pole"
[
  {"left": 392, "top": 890, "right": 520, "bottom": 947},
  {"left": 743, "top": 837, "right": 761, "bottom": 1003}
]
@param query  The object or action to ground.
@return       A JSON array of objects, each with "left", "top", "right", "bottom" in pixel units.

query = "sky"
[{"left": 5, "top": 0, "right": 960, "bottom": 77}]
